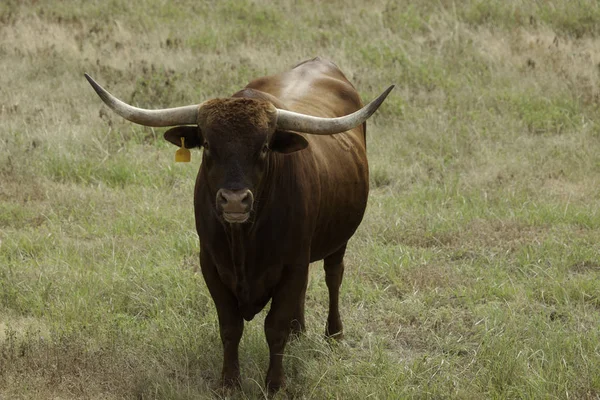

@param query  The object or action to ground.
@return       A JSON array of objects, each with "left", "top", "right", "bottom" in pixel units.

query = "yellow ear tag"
[{"left": 175, "top": 137, "right": 191, "bottom": 163}]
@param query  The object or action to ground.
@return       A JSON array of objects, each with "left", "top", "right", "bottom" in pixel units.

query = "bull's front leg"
[
  {"left": 200, "top": 251, "right": 244, "bottom": 387},
  {"left": 264, "top": 263, "right": 309, "bottom": 392},
  {"left": 290, "top": 267, "right": 309, "bottom": 337}
]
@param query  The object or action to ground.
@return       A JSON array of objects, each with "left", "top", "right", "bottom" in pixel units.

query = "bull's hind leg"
[{"left": 323, "top": 244, "right": 346, "bottom": 339}]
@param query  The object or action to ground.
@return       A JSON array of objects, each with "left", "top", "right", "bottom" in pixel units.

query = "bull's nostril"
[
  {"left": 241, "top": 191, "right": 253, "bottom": 208},
  {"left": 216, "top": 189, "right": 228, "bottom": 208}
]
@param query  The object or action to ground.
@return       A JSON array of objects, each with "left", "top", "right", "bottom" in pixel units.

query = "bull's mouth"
[{"left": 223, "top": 212, "right": 250, "bottom": 223}]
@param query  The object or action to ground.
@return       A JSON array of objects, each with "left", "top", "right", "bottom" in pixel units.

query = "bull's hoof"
[
  {"left": 220, "top": 371, "right": 241, "bottom": 389},
  {"left": 325, "top": 321, "right": 344, "bottom": 340},
  {"left": 266, "top": 372, "right": 285, "bottom": 393},
  {"left": 266, "top": 379, "right": 284, "bottom": 394},
  {"left": 215, "top": 376, "right": 240, "bottom": 398}
]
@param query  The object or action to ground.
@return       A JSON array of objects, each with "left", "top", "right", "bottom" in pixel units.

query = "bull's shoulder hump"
[{"left": 232, "top": 87, "right": 289, "bottom": 110}]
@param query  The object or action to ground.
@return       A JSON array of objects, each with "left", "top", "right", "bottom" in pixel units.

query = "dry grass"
[{"left": 2, "top": 0, "right": 600, "bottom": 398}]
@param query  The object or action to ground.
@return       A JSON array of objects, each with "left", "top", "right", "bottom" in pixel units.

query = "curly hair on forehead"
[{"left": 199, "top": 97, "right": 276, "bottom": 133}]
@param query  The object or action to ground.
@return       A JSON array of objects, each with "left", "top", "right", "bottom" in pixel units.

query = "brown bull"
[{"left": 86, "top": 57, "right": 393, "bottom": 391}]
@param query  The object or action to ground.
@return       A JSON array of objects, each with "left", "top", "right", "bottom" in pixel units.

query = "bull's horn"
[
  {"left": 84, "top": 74, "right": 200, "bottom": 127},
  {"left": 275, "top": 85, "right": 394, "bottom": 135}
]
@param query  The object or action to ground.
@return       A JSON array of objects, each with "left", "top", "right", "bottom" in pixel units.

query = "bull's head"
[{"left": 85, "top": 74, "right": 393, "bottom": 224}]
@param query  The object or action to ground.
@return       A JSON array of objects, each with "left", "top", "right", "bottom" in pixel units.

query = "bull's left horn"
[
  {"left": 275, "top": 85, "right": 394, "bottom": 135},
  {"left": 85, "top": 74, "right": 200, "bottom": 127}
]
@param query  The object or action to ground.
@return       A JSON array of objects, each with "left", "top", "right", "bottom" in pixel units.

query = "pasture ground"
[{"left": 1, "top": 0, "right": 600, "bottom": 398}]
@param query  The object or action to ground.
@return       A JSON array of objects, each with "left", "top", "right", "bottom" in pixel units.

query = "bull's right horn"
[
  {"left": 275, "top": 85, "right": 394, "bottom": 135},
  {"left": 85, "top": 74, "right": 200, "bottom": 127}
]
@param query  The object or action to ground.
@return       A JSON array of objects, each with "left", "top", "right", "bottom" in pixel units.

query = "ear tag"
[{"left": 175, "top": 137, "right": 191, "bottom": 163}]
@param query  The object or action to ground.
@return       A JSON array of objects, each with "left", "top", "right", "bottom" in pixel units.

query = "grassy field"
[{"left": 1, "top": 0, "right": 600, "bottom": 398}]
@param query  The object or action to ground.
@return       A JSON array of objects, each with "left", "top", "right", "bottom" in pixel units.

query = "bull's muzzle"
[{"left": 216, "top": 189, "right": 254, "bottom": 223}]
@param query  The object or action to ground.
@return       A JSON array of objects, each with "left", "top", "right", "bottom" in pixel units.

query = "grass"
[{"left": 1, "top": 0, "right": 600, "bottom": 398}]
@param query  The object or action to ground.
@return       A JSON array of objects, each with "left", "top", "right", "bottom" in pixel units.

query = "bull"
[{"left": 86, "top": 57, "right": 393, "bottom": 391}]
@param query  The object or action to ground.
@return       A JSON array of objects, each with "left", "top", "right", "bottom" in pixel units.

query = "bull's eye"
[
  {"left": 261, "top": 145, "right": 269, "bottom": 155},
  {"left": 203, "top": 142, "right": 210, "bottom": 150}
]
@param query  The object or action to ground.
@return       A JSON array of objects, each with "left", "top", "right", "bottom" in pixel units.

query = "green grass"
[{"left": 2, "top": 0, "right": 600, "bottom": 398}]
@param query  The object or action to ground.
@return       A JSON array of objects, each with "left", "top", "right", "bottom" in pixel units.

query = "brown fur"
[
  {"left": 167, "top": 57, "right": 371, "bottom": 392},
  {"left": 199, "top": 97, "right": 277, "bottom": 133}
]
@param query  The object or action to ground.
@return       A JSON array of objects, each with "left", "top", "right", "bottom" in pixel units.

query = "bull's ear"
[
  {"left": 164, "top": 126, "right": 203, "bottom": 148},
  {"left": 270, "top": 130, "right": 309, "bottom": 154}
]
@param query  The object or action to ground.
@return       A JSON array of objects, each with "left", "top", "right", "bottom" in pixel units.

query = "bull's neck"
[
  {"left": 227, "top": 223, "right": 250, "bottom": 301},
  {"left": 228, "top": 224, "right": 246, "bottom": 268}
]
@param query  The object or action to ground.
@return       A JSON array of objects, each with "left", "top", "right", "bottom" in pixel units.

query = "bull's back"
[
  {"left": 247, "top": 58, "right": 364, "bottom": 119},
  {"left": 248, "top": 58, "right": 370, "bottom": 261}
]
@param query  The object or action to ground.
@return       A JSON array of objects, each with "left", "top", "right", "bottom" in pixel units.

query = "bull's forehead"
[{"left": 199, "top": 97, "right": 277, "bottom": 142}]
